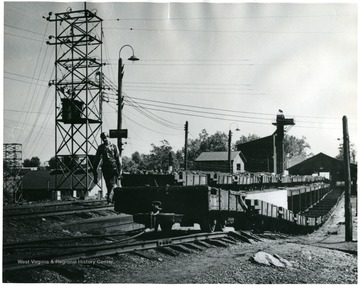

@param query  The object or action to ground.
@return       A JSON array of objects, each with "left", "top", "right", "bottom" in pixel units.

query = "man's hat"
[{"left": 100, "top": 132, "right": 109, "bottom": 139}]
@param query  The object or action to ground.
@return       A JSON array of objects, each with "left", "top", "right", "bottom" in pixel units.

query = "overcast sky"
[{"left": 3, "top": 1, "right": 358, "bottom": 164}]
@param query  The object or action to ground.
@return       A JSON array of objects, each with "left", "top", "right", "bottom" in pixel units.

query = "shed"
[
  {"left": 22, "top": 170, "right": 98, "bottom": 201},
  {"left": 236, "top": 135, "right": 275, "bottom": 172},
  {"left": 195, "top": 151, "right": 246, "bottom": 173},
  {"left": 287, "top": 152, "right": 357, "bottom": 192}
]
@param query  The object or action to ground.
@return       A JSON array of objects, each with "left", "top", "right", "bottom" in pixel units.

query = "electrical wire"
[
  {"left": 105, "top": 26, "right": 347, "bottom": 35},
  {"left": 101, "top": 74, "right": 183, "bottom": 130}
]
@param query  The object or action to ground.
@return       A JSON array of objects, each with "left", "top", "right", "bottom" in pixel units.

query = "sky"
[{"left": 2, "top": 1, "right": 358, "bottom": 164}]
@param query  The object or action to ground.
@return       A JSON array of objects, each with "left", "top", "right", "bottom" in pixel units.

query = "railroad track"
[
  {"left": 3, "top": 203, "right": 114, "bottom": 219},
  {"left": 3, "top": 230, "right": 260, "bottom": 273}
]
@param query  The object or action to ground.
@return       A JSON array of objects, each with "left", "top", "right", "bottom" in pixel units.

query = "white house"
[{"left": 195, "top": 151, "right": 246, "bottom": 173}]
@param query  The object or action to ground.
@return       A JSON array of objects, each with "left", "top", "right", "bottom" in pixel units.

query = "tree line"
[{"left": 17, "top": 129, "right": 356, "bottom": 173}]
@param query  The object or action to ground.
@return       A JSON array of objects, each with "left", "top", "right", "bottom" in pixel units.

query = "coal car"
[{"left": 114, "top": 185, "right": 248, "bottom": 232}]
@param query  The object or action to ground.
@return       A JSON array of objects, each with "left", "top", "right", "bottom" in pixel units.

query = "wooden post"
[
  {"left": 343, "top": 116, "right": 353, "bottom": 242},
  {"left": 184, "top": 121, "right": 188, "bottom": 170},
  {"left": 228, "top": 129, "right": 232, "bottom": 173}
]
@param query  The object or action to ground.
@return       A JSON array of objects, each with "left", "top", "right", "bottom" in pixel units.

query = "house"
[
  {"left": 21, "top": 170, "right": 99, "bottom": 201},
  {"left": 195, "top": 151, "right": 246, "bottom": 173}
]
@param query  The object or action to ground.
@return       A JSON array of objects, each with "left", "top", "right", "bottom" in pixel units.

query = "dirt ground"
[
  {"left": 80, "top": 197, "right": 357, "bottom": 284},
  {"left": 4, "top": 196, "right": 358, "bottom": 284}
]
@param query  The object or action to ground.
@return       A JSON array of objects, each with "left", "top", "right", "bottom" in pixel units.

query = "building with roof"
[
  {"left": 21, "top": 170, "right": 100, "bottom": 201},
  {"left": 194, "top": 151, "right": 246, "bottom": 173},
  {"left": 288, "top": 152, "right": 357, "bottom": 180},
  {"left": 288, "top": 152, "right": 357, "bottom": 194},
  {"left": 236, "top": 135, "right": 275, "bottom": 173}
]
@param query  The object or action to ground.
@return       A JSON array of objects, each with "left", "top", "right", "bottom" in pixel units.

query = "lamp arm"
[{"left": 119, "top": 44, "right": 135, "bottom": 58}]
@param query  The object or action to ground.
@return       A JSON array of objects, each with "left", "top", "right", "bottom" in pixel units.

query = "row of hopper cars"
[
  {"left": 174, "top": 172, "right": 327, "bottom": 188},
  {"left": 114, "top": 181, "right": 333, "bottom": 234}
]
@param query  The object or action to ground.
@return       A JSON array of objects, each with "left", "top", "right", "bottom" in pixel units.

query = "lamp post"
[
  {"left": 118, "top": 45, "right": 139, "bottom": 155},
  {"left": 228, "top": 123, "right": 240, "bottom": 173}
]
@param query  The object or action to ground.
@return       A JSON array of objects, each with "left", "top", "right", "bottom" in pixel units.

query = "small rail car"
[
  {"left": 114, "top": 182, "right": 335, "bottom": 234},
  {"left": 113, "top": 185, "right": 248, "bottom": 232}
]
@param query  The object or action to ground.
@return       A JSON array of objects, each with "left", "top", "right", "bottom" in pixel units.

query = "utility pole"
[
  {"left": 228, "top": 130, "right": 232, "bottom": 173},
  {"left": 117, "top": 58, "right": 124, "bottom": 154},
  {"left": 112, "top": 45, "right": 139, "bottom": 155},
  {"left": 184, "top": 121, "right": 188, "bottom": 170},
  {"left": 168, "top": 152, "right": 173, "bottom": 174},
  {"left": 343, "top": 115, "right": 353, "bottom": 241}
]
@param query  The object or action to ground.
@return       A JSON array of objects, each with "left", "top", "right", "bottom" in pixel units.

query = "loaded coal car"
[{"left": 113, "top": 185, "right": 248, "bottom": 232}]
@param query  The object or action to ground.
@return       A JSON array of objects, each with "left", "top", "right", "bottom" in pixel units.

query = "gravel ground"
[
  {"left": 74, "top": 238, "right": 356, "bottom": 284},
  {"left": 3, "top": 196, "right": 358, "bottom": 283}
]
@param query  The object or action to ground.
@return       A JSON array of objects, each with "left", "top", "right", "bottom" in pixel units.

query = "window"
[{"left": 236, "top": 163, "right": 241, "bottom": 171}]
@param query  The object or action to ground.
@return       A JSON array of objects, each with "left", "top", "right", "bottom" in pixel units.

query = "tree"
[
  {"left": 131, "top": 151, "right": 142, "bottom": 164},
  {"left": 336, "top": 143, "right": 357, "bottom": 164},
  {"left": 48, "top": 156, "right": 58, "bottom": 169},
  {"left": 23, "top": 157, "right": 41, "bottom": 168},
  {"left": 145, "top": 140, "right": 179, "bottom": 173},
  {"left": 185, "top": 129, "right": 228, "bottom": 169},
  {"left": 122, "top": 156, "right": 141, "bottom": 173},
  {"left": 122, "top": 141, "right": 180, "bottom": 173},
  {"left": 234, "top": 134, "right": 261, "bottom": 145},
  {"left": 284, "top": 135, "right": 311, "bottom": 159}
]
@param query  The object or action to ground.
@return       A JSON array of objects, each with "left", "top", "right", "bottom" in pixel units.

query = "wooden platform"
[{"left": 61, "top": 213, "right": 144, "bottom": 234}]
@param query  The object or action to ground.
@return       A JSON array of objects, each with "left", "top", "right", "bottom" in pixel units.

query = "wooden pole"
[
  {"left": 342, "top": 115, "right": 353, "bottom": 242},
  {"left": 228, "top": 130, "right": 232, "bottom": 173},
  {"left": 184, "top": 121, "right": 188, "bottom": 170},
  {"left": 117, "top": 57, "right": 124, "bottom": 155}
]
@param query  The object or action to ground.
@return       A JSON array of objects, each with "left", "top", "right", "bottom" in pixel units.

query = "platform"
[{"left": 61, "top": 213, "right": 145, "bottom": 234}]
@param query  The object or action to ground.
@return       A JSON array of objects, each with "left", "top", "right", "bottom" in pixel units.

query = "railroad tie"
[
  {"left": 228, "top": 231, "right": 253, "bottom": 244},
  {"left": 183, "top": 242, "right": 205, "bottom": 251},
  {"left": 193, "top": 240, "right": 213, "bottom": 248},
  {"left": 205, "top": 239, "right": 229, "bottom": 248},
  {"left": 219, "top": 237, "right": 238, "bottom": 245},
  {"left": 131, "top": 250, "right": 160, "bottom": 261},
  {"left": 156, "top": 246, "right": 179, "bottom": 257},
  {"left": 44, "top": 265, "right": 85, "bottom": 282},
  {"left": 239, "top": 231, "right": 262, "bottom": 242},
  {"left": 170, "top": 244, "right": 194, "bottom": 254}
]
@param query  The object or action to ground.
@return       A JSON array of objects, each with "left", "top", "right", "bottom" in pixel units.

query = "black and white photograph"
[{"left": 2, "top": 1, "right": 358, "bottom": 283}]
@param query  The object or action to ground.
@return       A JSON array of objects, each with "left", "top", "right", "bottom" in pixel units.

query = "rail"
[{"left": 3, "top": 231, "right": 246, "bottom": 272}]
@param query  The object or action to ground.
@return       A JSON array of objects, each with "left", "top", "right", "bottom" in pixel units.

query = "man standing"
[{"left": 93, "top": 132, "right": 121, "bottom": 203}]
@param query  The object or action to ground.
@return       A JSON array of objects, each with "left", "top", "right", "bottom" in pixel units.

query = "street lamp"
[
  {"left": 118, "top": 45, "right": 139, "bottom": 155},
  {"left": 228, "top": 123, "right": 240, "bottom": 173}
]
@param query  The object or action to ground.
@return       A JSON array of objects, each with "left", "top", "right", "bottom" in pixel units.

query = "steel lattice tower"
[
  {"left": 46, "top": 7, "right": 103, "bottom": 194},
  {"left": 3, "top": 143, "right": 22, "bottom": 194}
]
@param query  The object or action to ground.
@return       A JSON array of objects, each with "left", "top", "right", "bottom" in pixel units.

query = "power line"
[
  {"left": 106, "top": 26, "right": 347, "bottom": 34},
  {"left": 123, "top": 114, "right": 183, "bottom": 136},
  {"left": 4, "top": 32, "right": 44, "bottom": 43},
  {"left": 132, "top": 100, "right": 272, "bottom": 122},
  {"left": 111, "top": 13, "right": 355, "bottom": 22},
  {"left": 125, "top": 88, "right": 263, "bottom": 96},
  {"left": 101, "top": 74, "right": 183, "bottom": 130},
  {"left": 4, "top": 109, "right": 54, "bottom": 115},
  {"left": 4, "top": 24, "right": 46, "bottom": 36},
  {"left": 5, "top": 71, "right": 49, "bottom": 84},
  {"left": 129, "top": 96, "right": 353, "bottom": 123},
  {"left": 4, "top": 76, "right": 48, "bottom": 87},
  {"left": 124, "top": 81, "right": 252, "bottom": 87},
  {"left": 140, "top": 106, "right": 355, "bottom": 131}
]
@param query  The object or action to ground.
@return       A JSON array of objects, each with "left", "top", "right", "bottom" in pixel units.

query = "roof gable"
[
  {"left": 195, "top": 151, "right": 243, "bottom": 162},
  {"left": 288, "top": 152, "right": 357, "bottom": 175}
]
